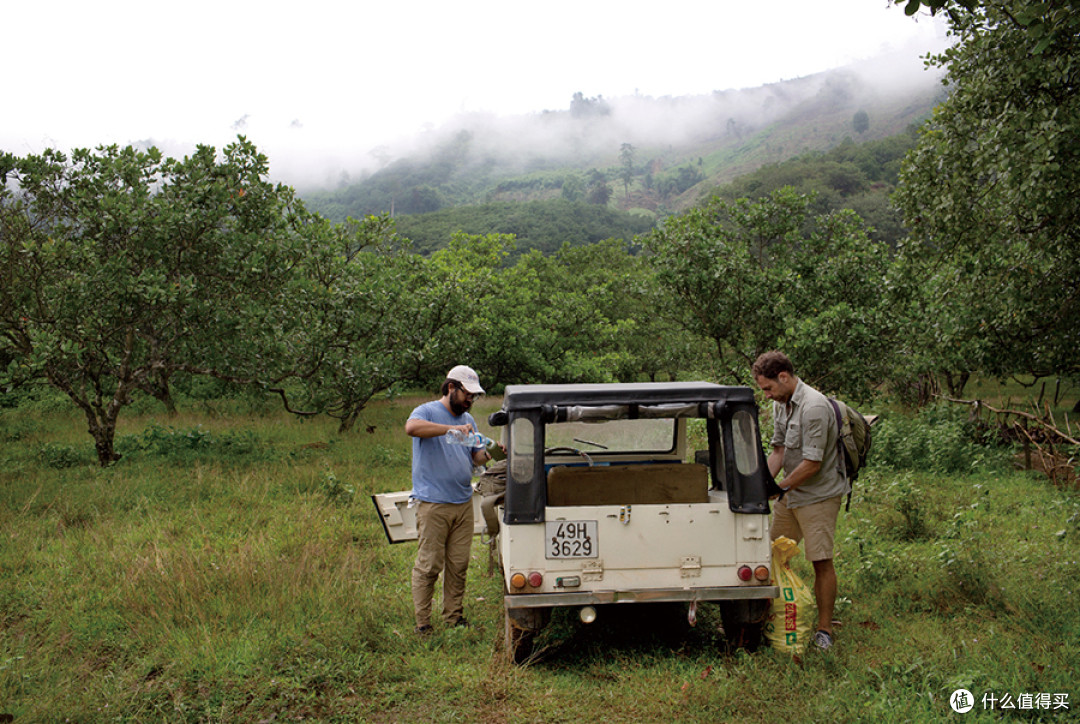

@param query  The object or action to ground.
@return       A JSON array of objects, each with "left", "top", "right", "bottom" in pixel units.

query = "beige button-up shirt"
[{"left": 770, "top": 379, "right": 849, "bottom": 508}]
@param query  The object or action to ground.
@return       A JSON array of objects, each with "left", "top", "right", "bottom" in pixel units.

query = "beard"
[{"left": 449, "top": 397, "right": 471, "bottom": 417}]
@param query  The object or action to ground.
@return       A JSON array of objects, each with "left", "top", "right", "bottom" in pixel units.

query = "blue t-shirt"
[{"left": 408, "top": 400, "right": 481, "bottom": 504}]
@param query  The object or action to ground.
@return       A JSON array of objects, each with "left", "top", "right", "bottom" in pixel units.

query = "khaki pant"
[
  {"left": 770, "top": 494, "right": 843, "bottom": 562},
  {"left": 411, "top": 500, "right": 474, "bottom": 627}
]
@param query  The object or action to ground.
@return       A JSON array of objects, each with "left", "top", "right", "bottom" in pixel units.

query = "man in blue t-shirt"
[{"left": 404, "top": 365, "right": 492, "bottom": 634}]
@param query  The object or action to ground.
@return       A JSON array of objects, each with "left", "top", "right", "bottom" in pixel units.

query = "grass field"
[{"left": 1, "top": 392, "right": 1078, "bottom": 722}]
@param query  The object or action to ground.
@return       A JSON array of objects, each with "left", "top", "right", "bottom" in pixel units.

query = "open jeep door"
[{"left": 371, "top": 490, "right": 487, "bottom": 543}]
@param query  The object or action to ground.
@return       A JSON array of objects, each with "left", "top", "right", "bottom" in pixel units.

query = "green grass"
[{"left": 1, "top": 394, "right": 1078, "bottom": 721}]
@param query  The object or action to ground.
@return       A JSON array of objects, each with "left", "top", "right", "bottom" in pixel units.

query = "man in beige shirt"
[{"left": 752, "top": 350, "right": 849, "bottom": 651}]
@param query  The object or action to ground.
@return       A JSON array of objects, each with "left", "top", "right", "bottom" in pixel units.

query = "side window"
[
  {"left": 510, "top": 417, "right": 535, "bottom": 484},
  {"left": 732, "top": 410, "right": 760, "bottom": 476}
]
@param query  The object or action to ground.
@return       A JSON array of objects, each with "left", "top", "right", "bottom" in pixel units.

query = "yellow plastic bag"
[{"left": 763, "top": 536, "right": 816, "bottom": 655}]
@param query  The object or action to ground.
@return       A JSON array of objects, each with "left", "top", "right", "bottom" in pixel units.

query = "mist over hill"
[{"left": 303, "top": 46, "right": 944, "bottom": 217}]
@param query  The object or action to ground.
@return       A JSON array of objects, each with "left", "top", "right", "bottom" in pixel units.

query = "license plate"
[{"left": 546, "top": 520, "right": 598, "bottom": 559}]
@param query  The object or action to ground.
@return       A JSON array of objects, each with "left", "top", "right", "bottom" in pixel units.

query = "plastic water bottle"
[{"left": 445, "top": 429, "right": 488, "bottom": 447}]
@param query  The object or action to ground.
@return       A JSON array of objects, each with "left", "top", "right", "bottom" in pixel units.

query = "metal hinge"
[
  {"left": 680, "top": 555, "right": 702, "bottom": 578},
  {"left": 582, "top": 559, "right": 604, "bottom": 582}
]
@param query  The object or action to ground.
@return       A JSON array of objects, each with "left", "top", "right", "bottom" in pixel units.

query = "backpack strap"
[{"left": 828, "top": 398, "right": 852, "bottom": 512}]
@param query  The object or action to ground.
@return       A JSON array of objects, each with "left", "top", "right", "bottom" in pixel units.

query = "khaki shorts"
[{"left": 770, "top": 494, "right": 843, "bottom": 562}]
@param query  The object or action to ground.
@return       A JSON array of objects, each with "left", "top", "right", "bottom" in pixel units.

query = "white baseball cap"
[{"left": 447, "top": 365, "right": 484, "bottom": 394}]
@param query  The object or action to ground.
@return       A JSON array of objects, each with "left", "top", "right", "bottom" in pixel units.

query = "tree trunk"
[
  {"left": 138, "top": 369, "right": 177, "bottom": 415},
  {"left": 83, "top": 407, "right": 122, "bottom": 466},
  {"left": 90, "top": 425, "right": 122, "bottom": 466},
  {"left": 338, "top": 407, "right": 360, "bottom": 435},
  {"left": 943, "top": 370, "right": 971, "bottom": 398}
]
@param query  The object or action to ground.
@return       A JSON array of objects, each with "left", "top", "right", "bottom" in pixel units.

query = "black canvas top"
[{"left": 500, "top": 382, "right": 756, "bottom": 411}]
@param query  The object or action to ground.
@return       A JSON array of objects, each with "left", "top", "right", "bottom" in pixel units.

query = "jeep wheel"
[
  {"left": 503, "top": 611, "right": 536, "bottom": 665},
  {"left": 719, "top": 599, "right": 768, "bottom": 651}
]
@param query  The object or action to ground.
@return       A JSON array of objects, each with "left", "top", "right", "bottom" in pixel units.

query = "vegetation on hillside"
[
  {"left": 394, "top": 199, "right": 656, "bottom": 257},
  {"left": 707, "top": 129, "right": 919, "bottom": 248},
  {"left": 303, "top": 64, "right": 942, "bottom": 229}
]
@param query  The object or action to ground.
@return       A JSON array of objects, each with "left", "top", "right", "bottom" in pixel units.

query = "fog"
[
  {"left": 3, "top": 0, "right": 950, "bottom": 193},
  {"left": 252, "top": 42, "right": 948, "bottom": 192}
]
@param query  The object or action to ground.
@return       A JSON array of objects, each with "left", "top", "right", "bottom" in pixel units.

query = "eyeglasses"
[{"left": 456, "top": 386, "right": 479, "bottom": 401}]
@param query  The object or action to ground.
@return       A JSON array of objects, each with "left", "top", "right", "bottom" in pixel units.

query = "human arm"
[
  {"left": 775, "top": 458, "right": 822, "bottom": 491},
  {"left": 404, "top": 418, "right": 474, "bottom": 439},
  {"left": 767, "top": 445, "right": 784, "bottom": 479}
]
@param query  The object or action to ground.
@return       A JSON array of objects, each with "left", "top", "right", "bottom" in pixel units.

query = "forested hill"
[{"left": 302, "top": 53, "right": 944, "bottom": 253}]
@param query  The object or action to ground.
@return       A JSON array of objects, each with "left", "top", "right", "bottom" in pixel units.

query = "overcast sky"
[{"left": 5, "top": 0, "right": 948, "bottom": 183}]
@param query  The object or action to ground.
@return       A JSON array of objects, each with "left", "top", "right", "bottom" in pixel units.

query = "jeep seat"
[{"left": 546, "top": 463, "right": 709, "bottom": 507}]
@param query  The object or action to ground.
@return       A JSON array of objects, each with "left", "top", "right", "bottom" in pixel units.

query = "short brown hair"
[{"left": 752, "top": 350, "right": 795, "bottom": 380}]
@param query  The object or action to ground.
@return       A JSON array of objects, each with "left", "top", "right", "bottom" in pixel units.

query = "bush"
[
  {"left": 116, "top": 424, "right": 271, "bottom": 461},
  {"left": 37, "top": 442, "right": 89, "bottom": 469},
  {"left": 870, "top": 403, "right": 1013, "bottom": 474}
]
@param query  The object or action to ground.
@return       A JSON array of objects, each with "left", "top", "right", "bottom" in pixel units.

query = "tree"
[
  {"left": 570, "top": 92, "right": 612, "bottom": 119},
  {"left": 403, "top": 232, "right": 514, "bottom": 389},
  {"left": 459, "top": 239, "right": 628, "bottom": 387},
  {"left": 0, "top": 140, "right": 313, "bottom": 464},
  {"left": 561, "top": 174, "right": 585, "bottom": 202},
  {"left": 893, "top": 1, "right": 1080, "bottom": 54},
  {"left": 893, "top": 0, "right": 1080, "bottom": 387},
  {"left": 280, "top": 214, "right": 423, "bottom": 433},
  {"left": 645, "top": 188, "right": 892, "bottom": 400},
  {"left": 619, "top": 143, "right": 636, "bottom": 202},
  {"left": 852, "top": 109, "right": 870, "bottom": 135},
  {"left": 586, "top": 169, "right": 613, "bottom": 206}
]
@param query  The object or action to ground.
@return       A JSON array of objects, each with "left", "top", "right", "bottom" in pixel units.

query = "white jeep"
[{"left": 373, "top": 382, "right": 779, "bottom": 663}]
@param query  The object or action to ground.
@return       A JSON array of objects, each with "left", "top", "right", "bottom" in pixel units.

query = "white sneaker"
[{"left": 813, "top": 630, "right": 834, "bottom": 650}]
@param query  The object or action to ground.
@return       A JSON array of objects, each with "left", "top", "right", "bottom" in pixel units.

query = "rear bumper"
[{"left": 504, "top": 585, "right": 779, "bottom": 609}]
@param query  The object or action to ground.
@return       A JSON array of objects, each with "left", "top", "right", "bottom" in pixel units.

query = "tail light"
[
  {"left": 754, "top": 565, "right": 770, "bottom": 582},
  {"left": 737, "top": 565, "right": 753, "bottom": 582},
  {"left": 510, "top": 572, "right": 527, "bottom": 590},
  {"left": 527, "top": 571, "right": 543, "bottom": 588}
]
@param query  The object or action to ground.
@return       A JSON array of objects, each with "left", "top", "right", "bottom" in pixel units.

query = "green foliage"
[
  {"left": 0, "top": 139, "right": 313, "bottom": 464},
  {"left": 394, "top": 199, "right": 655, "bottom": 257},
  {"left": 398, "top": 231, "right": 516, "bottom": 390},
  {"left": 618, "top": 143, "right": 636, "bottom": 201},
  {"left": 645, "top": 187, "right": 893, "bottom": 400},
  {"left": 852, "top": 109, "right": 870, "bottom": 135},
  {"left": 895, "top": 1, "right": 1080, "bottom": 54},
  {"left": 307, "top": 130, "right": 485, "bottom": 219},
  {"left": 276, "top": 213, "right": 426, "bottom": 433},
  {"left": 893, "top": 0, "right": 1080, "bottom": 385},
  {"left": 115, "top": 424, "right": 272, "bottom": 462},
  {"left": 870, "top": 404, "right": 1013, "bottom": 474},
  {"left": 36, "top": 442, "right": 88, "bottom": 469},
  {"left": 711, "top": 130, "right": 919, "bottom": 248},
  {"left": 655, "top": 164, "right": 705, "bottom": 200}
]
